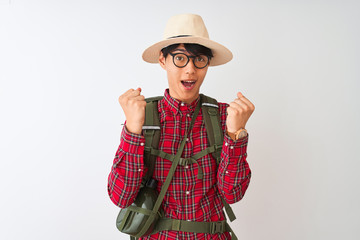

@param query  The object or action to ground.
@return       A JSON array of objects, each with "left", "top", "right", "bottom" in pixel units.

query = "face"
[{"left": 159, "top": 44, "right": 209, "bottom": 104}]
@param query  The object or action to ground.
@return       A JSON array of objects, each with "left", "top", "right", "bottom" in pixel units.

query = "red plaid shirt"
[{"left": 108, "top": 89, "right": 251, "bottom": 240}]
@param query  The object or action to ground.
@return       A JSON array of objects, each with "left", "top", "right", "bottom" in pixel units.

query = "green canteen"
[{"left": 116, "top": 179, "right": 159, "bottom": 236}]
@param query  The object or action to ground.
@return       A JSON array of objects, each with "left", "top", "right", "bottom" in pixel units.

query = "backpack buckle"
[
  {"left": 210, "top": 221, "right": 225, "bottom": 234},
  {"left": 214, "top": 144, "right": 222, "bottom": 150},
  {"left": 179, "top": 158, "right": 190, "bottom": 166}
]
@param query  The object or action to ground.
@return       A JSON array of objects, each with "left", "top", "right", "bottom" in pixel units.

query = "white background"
[{"left": 1, "top": 0, "right": 359, "bottom": 239}]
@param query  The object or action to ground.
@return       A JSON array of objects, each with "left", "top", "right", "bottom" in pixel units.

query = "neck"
[{"left": 169, "top": 90, "right": 199, "bottom": 104}]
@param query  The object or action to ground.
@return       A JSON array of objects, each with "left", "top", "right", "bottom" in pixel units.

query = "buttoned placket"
[{"left": 179, "top": 101, "right": 196, "bottom": 221}]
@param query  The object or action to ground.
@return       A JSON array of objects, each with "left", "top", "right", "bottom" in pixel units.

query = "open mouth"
[{"left": 181, "top": 80, "right": 196, "bottom": 89}]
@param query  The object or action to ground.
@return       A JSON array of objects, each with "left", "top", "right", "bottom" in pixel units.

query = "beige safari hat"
[{"left": 142, "top": 14, "right": 233, "bottom": 66}]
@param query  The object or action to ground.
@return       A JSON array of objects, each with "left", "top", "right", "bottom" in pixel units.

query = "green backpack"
[{"left": 116, "top": 94, "right": 238, "bottom": 240}]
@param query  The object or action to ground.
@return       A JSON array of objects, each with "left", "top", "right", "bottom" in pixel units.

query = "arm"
[
  {"left": 107, "top": 88, "right": 147, "bottom": 208},
  {"left": 107, "top": 126, "right": 146, "bottom": 208},
  {"left": 216, "top": 130, "right": 251, "bottom": 204},
  {"left": 216, "top": 92, "right": 255, "bottom": 204}
]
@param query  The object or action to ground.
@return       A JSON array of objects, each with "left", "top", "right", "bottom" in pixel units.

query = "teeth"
[{"left": 183, "top": 81, "right": 195, "bottom": 83}]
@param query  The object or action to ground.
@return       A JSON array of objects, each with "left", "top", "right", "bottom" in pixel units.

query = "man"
[{"left": 108, "top": 14, "right": 255, "bottom": 240}]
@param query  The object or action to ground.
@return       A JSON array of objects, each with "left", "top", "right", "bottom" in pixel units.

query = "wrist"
[
  {"left": 226, "top": 127, "right": 248, "bottom": 141},
  {"left": 125, "top": 123, "right": 143, "bottom": 135}
]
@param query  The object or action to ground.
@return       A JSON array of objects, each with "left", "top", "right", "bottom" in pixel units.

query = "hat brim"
[{"left": 142, "top": 36, "right": 233, "bottom": 66}]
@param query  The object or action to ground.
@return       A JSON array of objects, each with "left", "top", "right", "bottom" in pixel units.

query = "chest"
[{"left": 153, "top": 108, "right": 217, "bottom": 193}]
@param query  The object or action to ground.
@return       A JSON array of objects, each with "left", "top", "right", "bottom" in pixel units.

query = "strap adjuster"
[
  {"left": 210, "top": 221, "right": 225, "bottom": 234},
  {"left": 214, "top": 144, "right": 222, "bottom": 150},
  {"left": 179, "top": 158, "right": 191, "bottom": 166}
]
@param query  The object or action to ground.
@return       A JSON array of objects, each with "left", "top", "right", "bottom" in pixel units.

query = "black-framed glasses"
[{"left": 169, "top": 52, "right": 210, "bottom": 69}]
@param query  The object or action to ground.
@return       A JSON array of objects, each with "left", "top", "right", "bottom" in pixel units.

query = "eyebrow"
[{"left": 173, "top": 49, "right": 187, "bottom": 52}]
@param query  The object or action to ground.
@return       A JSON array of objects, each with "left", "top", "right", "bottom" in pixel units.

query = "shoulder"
[{"left": 201, "top": 94, "right": 228, "bottom": 117}]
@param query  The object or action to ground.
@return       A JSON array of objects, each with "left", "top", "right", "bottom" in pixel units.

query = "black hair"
[{"left": 161, "top": 43, "right": 213, "bottom": 59}]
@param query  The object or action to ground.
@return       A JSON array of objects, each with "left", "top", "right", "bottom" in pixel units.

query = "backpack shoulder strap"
[
  {"left": 142, "top": 96, "right": 162, "bottom": 181},
  {"left": 200, "top": 94, "right": 236, "bottom": 222},
  {"left": 200, "top": 94, "right": 223, "bottom": 164}
]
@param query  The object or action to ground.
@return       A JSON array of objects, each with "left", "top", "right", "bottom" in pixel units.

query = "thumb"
[{"left": 136, "top": 87, "right": 142, "bottom": 93}]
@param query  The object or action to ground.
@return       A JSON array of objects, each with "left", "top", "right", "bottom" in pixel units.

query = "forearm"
[
  {"left": 107, "top": 126, "right": 146, "bottom": 208},
  {"left": 217, "top": 134, "right": 251, "bottom": 204}
]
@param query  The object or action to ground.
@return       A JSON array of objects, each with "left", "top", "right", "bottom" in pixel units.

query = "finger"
[
  {"left": 226, "top": 105, "right": 237, "bottom": 115},
  {"left": 128, "top": 88, "right": 142, "bottom": 97},
  {"left": 119, "top": 89, "right": 135, "bottom": 102},
  {"left": 229, "top": 101, "right": 244, "bottom": 112},
  {"left": 236, "top": 93, "right": 254, "bottom": 110},
  {"left": 122, "top": 88, "right": 135, "bottom": 97},
  {"left": 132, "top": 95, "right": 145, "bottom": 101},
  {"left": 233, "top": 98, "right": 251, "bottom": 109}
]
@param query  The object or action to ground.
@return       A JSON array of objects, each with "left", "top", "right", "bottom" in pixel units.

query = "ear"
[{"left": 159, "top": 52, "right": 166, "bottom": 70}]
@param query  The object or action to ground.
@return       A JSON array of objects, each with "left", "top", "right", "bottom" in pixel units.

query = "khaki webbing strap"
[
  {"left": 209, "top": 109, "right": 222, "bottom": 164},
  {"left": 118, "top": 207, "right": 131, "bottom": 231},
  {"left": 127, "top": 205, "right": 153, "bottom": 216},
  {"left": 155, "top": 218, "right": 227, "bottom": 234},
  {"left": 148, "top": 148, "right": 176, "bottom": 162},
  {"left": 134, "top": 100, "right": 202, "bottom": 238},
  {"left": 200, "top": 94, "right": 223, "bottom": 165},
  {"left": 143, "top": 98, "right": 162, "bottom": 181},
  {"left": 154, "top": 218, "right": 238, "bottom": 239},
  {"left": 200, "top": 95, "right": 237, "bottom": 223},
  {"left": 225, "top": 222, "right": 238, "bottom": 240},
  {"left": 147, "top": 146, "right": 219, "bottom": 180},
  {"left": 221, "top": 198, "right": 236, "bottom": 222}
]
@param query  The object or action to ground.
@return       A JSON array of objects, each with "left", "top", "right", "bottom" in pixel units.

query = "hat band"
[{"left": 167, "top": 35, "right": 193, "bottom": 39}]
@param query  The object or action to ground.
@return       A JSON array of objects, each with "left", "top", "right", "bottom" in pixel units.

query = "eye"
[
  {"left": 176, "top": 56, "right": 184, "bottom": 61},
  {"left": 195, "top": 56, "right": 206, "bottom": 62}
]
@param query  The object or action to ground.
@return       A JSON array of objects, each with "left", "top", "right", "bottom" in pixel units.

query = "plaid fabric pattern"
[{"left": 108, "top": 89, "right": 251, "bottom": 240}]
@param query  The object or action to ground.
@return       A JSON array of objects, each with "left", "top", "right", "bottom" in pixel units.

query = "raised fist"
[
  {"left": 226, "top": 92, "right": 255, "bottom": 133},
  {"left": 118, "top": 88, "right": 146, "bottom": 134}
]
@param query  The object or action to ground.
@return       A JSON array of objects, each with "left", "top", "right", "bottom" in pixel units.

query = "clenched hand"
[
  {"left": 226, "top": 92, "right": 255, "bottom": 133},
  {"left": 118, "top": 88, "right": 146, "bottom": 134}
]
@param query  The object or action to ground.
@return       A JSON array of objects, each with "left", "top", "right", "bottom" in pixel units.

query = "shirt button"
[
  {"left": 186, "top": 113, "right": 190, "bottom": 117},
  {"left": 186, "top": 138, "right": 189, "bottom": 142},
  {"left": 230, "top": 146, "right": 234, "bottom": 149},
  {"left": 186, "top": 191, "right": 190, "bottom": 195},
  {"left": 225, "top": 142, "right": 228, "bottom": 146},
  {"left": 225, "top": 171, "right": 229, "bottom": 174},
  {"left": 140, "top": 143, "right": 144, "bottom": 146},
  {"left": 185, "top": 165, "right": 189, "bottom": 169},
  {"left": 138, "top": 168, "right": 142, "bottom": 172},
  {"left": 181, "top": 103, "right": 185, "bottom": 106}
]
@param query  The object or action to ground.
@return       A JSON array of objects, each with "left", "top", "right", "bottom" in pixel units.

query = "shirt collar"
[{"left": 163, "top": 89, "right": 200, "bottom": 115}]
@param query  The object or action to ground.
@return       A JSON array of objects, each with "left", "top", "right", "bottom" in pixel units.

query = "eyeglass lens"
[{"left": 172, "top": 53, "right": 209, "bottom": 69}]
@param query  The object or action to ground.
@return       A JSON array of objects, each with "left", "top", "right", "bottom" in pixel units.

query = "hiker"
[{"left": 108, "top": 13, "right": 254, "bottom": 240}]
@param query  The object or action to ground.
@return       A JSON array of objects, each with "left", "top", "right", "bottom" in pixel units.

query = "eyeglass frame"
[{"left": 168, "top": 52, "right": 210, "bottom": 69}]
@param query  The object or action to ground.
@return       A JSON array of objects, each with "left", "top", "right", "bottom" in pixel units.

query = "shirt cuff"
[
  {"left": 223, "top": 133, "right": 249, "bottom": 159},
  {"left": 120, "top": 125, "right": 145, "bottom": 154}
]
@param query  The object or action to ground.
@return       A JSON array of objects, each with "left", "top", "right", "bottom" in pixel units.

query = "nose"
[{"left": 185, "top": 59, "right": 196, "bottom": 74}]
